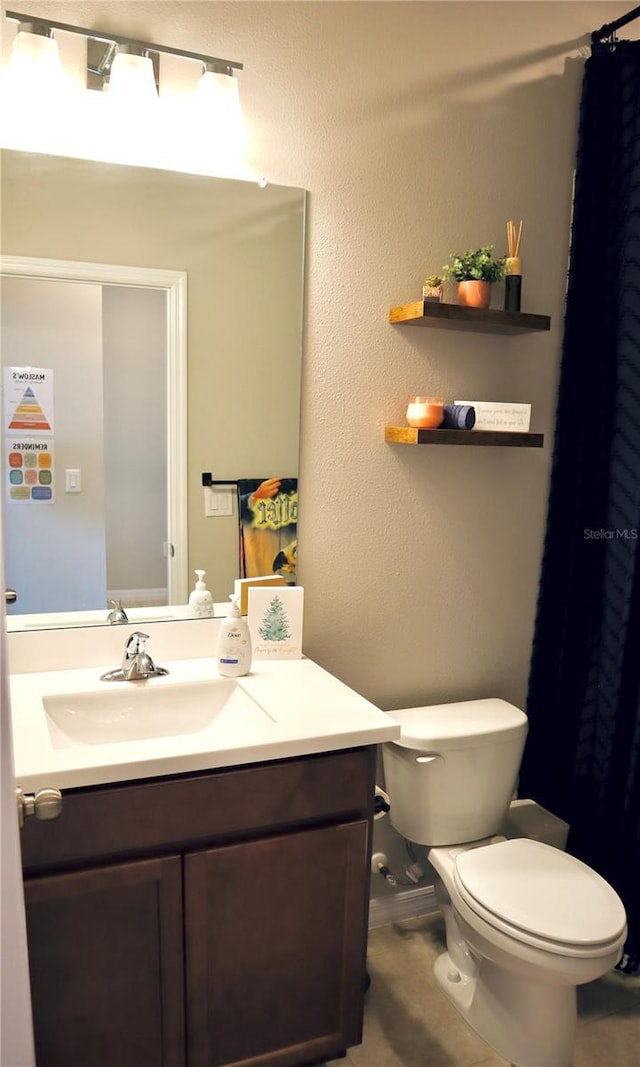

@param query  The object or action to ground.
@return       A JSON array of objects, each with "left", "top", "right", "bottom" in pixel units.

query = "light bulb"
[
  {"left": 194, "top": 68, "right": 246, "bottom": 152},
  {"left": 108, "top": 51, "right": 158, "bottom": 105},
  {"left": 6, "top": 28, "right": 64, "bottom": 98},
  {"left": 0, "top": 26, "right": 73, "bottom": 153}
]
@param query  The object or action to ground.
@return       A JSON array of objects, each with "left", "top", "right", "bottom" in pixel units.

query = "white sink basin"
[{"left": 43, "top": 678, "right": 274, "bottom": 748}]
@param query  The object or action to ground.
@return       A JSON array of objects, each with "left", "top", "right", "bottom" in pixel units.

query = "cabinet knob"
[{"left": 17, "top": 787, "right": 63, "bottom": 828}]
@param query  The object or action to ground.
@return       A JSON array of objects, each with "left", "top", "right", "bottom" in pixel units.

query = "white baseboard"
[{"left": 368, "top": 884, "right": 439, "bottom": 929}]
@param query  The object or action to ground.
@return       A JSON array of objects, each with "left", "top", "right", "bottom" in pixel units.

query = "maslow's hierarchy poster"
[
  {"left": 4, "top": 367, "right": 55, "bottom": 503},
  {"left": 4, "top": 367, "right": 54, "bottom": 433}
]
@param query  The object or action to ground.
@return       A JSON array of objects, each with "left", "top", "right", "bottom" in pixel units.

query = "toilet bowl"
[
  {"left": 430, "top": 838, "right": 626, "bottom": 1067},
  {"left": 382, "top": 699, "right": 627, "bottom": 1067}
]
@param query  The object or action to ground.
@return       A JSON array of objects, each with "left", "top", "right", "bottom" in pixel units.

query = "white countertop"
[{"left": 10, "top": 656, "right": 400, "bottom": 792}]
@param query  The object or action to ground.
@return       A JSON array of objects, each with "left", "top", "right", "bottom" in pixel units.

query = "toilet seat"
[{"left": 453, "top": 839, "right": 626, "bottom": 957}]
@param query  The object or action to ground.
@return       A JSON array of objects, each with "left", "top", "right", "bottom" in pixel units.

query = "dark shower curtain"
[{"left": 518, "top": 38, "right": 640, "bottom": 971}]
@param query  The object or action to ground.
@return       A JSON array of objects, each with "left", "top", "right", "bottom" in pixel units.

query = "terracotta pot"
[{"left": 457, "top": 280, "right": 491, "bottom": 309}]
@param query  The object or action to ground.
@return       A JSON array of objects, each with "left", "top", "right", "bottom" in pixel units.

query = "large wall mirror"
[{"left": 0, "top": 149, "right": 306, "bottom": 629}]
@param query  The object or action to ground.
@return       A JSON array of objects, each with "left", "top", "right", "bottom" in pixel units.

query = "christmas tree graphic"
[{"left": 258, "top": 595, "right": 291, "bottom": 642}]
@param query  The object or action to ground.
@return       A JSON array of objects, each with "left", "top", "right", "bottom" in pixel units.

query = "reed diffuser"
[{"left": 505, "top": 219, "right": 523, "bottom": 312}]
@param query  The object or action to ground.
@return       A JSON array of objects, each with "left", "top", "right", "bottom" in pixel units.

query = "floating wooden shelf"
[
  {"left": 389, "top": 301, "right": 551, "bottom": 334},
  {"left": 385, "top": 426, "right": 544, "bottom": 448}
]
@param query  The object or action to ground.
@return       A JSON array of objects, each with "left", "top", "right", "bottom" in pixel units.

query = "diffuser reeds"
[{"left": 507, "top": 219, "right": 523, "bottom": 259}]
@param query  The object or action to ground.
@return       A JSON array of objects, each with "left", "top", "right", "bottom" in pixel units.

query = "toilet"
[{"left": 382, "top": 698, "right": 627, "bottom": 1067}]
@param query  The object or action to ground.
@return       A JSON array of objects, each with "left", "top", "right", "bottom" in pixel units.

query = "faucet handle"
[
  {"left": 107, "top": 599, "right": 129, "bottom": 624},
  {"left": 102, "top": 630, "right": 169, "bottom": 682},
  {"left": 125, "top": 631, "right": 150, "bottom": 656}
]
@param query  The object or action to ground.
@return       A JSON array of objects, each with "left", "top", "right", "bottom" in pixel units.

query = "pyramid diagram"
[{"left": 8, "top": 385, "right": 52, "bottom": 431}]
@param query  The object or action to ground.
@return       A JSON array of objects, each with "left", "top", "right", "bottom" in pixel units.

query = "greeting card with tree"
[{"left": 247, "top": 586, "right": 304, "bottom": 659}]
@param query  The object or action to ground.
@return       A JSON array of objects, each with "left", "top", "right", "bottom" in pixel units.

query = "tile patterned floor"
[{"left": 326, "top": 914, "right": 640, "bottom": 1066}]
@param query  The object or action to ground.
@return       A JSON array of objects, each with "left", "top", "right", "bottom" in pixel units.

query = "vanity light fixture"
[{"left": 4, "top": 10, "right": 243, "bottom": 123}]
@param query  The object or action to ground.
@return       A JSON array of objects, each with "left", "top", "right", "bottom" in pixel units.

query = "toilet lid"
[{"left": 454, "top": 839, "right": 626, "bottom": 946}]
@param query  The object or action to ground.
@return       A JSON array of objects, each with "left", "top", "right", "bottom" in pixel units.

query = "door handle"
[{"left": 5, "top": 589, "right": 16, "bottom": 603}]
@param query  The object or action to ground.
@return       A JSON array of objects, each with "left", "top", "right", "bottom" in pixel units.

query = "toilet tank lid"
[{"left": 387, "top": 698, "right": 528, "bottom": 751}]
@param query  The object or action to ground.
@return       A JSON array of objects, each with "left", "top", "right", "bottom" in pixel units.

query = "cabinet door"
[
  {"left": 185, "top": 820, "right": 370, "bottom": 1067},
  {"left": 24, "top": 855, "right": 185, "bottom": 1067}
]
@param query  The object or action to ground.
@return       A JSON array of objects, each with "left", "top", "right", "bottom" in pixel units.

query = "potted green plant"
[
  {"left": 442, "top": 246, "right": 505, "bottom": 309},
  {"left": 422, "top": 274, "right": 443, "bottom": 303}
]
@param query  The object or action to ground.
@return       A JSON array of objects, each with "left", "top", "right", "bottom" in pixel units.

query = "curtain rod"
[{"left": 592, "top": 3, "right": 640, "bottom": 42}]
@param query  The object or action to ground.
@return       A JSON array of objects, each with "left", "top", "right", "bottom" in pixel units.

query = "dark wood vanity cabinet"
[
  {"left": 21, "top": 746, "right": 376, "bottom": 1067},
  {"left": 24, "top": 856, "right": 185, "bottom": 1067}
]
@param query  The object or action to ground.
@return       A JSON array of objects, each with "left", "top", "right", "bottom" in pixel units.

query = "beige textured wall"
[{"left": 3, "top": 1, "right": 630, "bottom": 711}]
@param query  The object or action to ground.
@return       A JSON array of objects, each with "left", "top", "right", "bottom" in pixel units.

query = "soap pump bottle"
[
  {"left": 189, "top": 569, "right": 214, "bottom": 618},
  {"left": 216, "top": 594, "right": 252, "bottom": 677}
]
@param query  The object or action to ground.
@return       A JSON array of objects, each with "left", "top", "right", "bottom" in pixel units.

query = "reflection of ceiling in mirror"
[{"left": 0, "top": 150, "right": 307, "bottom": 630}]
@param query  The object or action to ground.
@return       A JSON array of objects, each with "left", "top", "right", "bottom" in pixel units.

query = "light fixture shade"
[
  {"left": 7, "top": 28, "right": 64, "bottom": 95},
  {"left": 195, "top": 69, "right": 245, "bottom": 149},
  {"left": 108, "top": 51, "right": 158, "bottom": 104}
]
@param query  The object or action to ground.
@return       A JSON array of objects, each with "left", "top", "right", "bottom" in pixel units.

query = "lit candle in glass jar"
[{"left": 405, "top": 395, "right": 444, "bottom": 428}]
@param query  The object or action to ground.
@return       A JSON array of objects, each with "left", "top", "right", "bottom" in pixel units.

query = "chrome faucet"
[
  {"left": 107, "top": 599, "right": 129, "bottom": 624},
  {"left": 101, "top": 631, "right": 169, "bottom": 682}
]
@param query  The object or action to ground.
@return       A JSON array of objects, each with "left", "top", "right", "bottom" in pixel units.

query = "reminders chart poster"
[{"left": 4, "top": 367, "right": 55, "bottom": 502}]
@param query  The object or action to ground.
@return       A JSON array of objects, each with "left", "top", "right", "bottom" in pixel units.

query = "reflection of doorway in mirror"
[
  {"left": 103, "top": 285, "right": 168, "bottom": 610},
  {"left": 2, "top": 277, "right": 107, "bottom": 613},
  {"left": 0, "top": 261, "right": 187, "bottom": 616}
]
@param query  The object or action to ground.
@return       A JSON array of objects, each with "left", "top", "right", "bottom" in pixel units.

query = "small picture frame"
[{"left": 248, "top": 586, "right": 304, "bottom": 660}]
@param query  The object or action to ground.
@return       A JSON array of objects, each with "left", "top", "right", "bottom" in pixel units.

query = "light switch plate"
[
  {"left": 204, "top": 487, "right": 234, "bottom": 517},
  {"left": 65, "top": 468, "right": 81, "bottom": 493}
]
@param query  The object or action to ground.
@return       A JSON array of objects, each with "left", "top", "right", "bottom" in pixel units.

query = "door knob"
[{"left": 5, "top": 589, "right": 17, "bottom": 603}]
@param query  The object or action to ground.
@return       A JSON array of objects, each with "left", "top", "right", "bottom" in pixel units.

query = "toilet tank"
[{"left": 382, "top": 698, "right": 528, "bottom": 846}]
